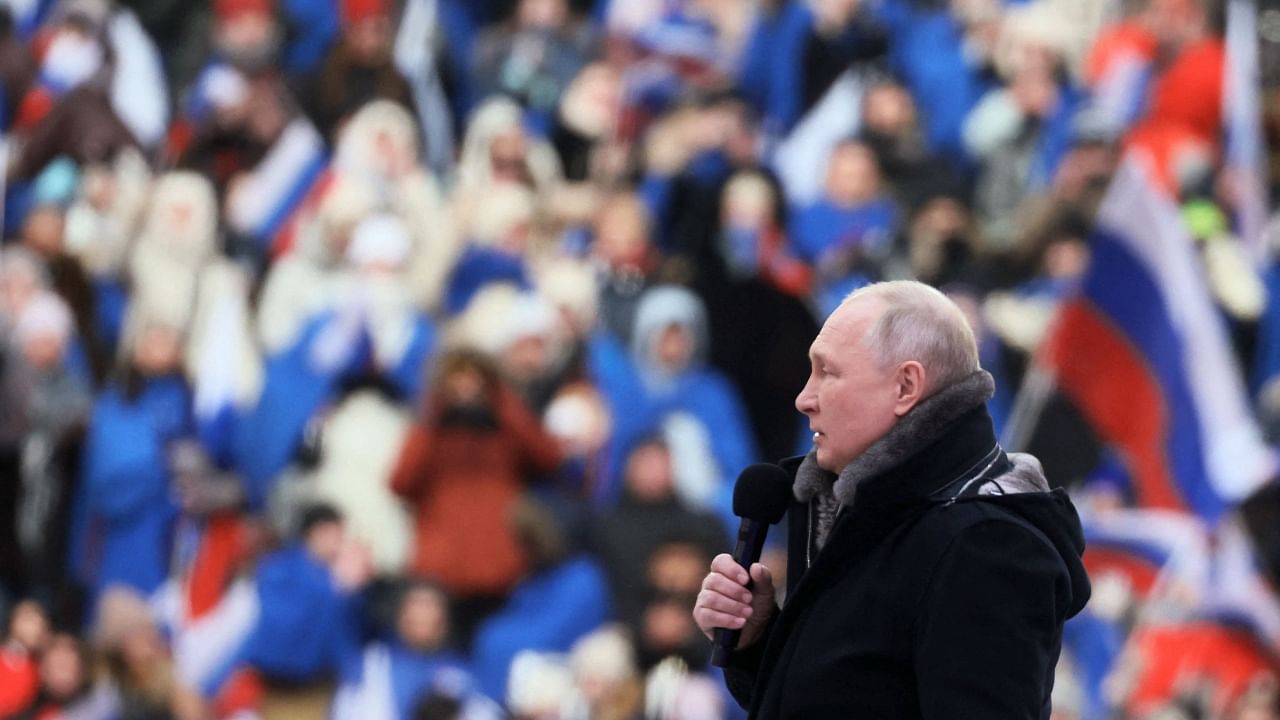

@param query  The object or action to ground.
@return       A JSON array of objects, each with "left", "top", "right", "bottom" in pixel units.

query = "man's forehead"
[
  {"left": 810, "top": 316, "right": 854, "bottom": 360},
  {"left": 819, "top": 297, "right": 881, "bottom": 343}
]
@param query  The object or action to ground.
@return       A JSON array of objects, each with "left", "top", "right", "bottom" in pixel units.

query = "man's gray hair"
[{"left": 845, "top": 281, "right": 980, "bottom": 393}]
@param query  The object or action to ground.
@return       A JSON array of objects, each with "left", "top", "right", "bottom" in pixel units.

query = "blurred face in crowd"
[
  {"left": 133, "top": 325, "right": 183, "bottom": 376},
  {"left": 1009, "top": 52, "right": 1060, "bottom": 119},
  {"left": 8, "top": 600, "right": 50, "bottom": 651},
  {"left": 653, "top": 323, "right": 695, "bottom": 374},
  {"left": 825, "top": 142, "right": 882, "bottom": 208},
  {"left": 397, "top": 585, "right": 450, "bottom": 652},
  {"left": 518, "top": 0, "right": 569, "bottom": 30},
  {"left": 81, "top": 165, "right": 116, "bottom": 212},
  {"left": 22, "top": 331, "right": 67, "bottom": 372},
  {"left": 952, "top": 0, "right": 1000, "bottom": 60},
  {"left": 305, "top": 518, "right": 346, "bottom": 565},
  {"left": 912, "top": 197, "right": 969, "bottom": 242},
  {"left": 592, "top": 196, "right": 650, "bottom": 270},
  {"left": 560, "top": 63, "right": 622, "bottom": 139},
  {"left": 40, "top": 634, "right": 87, "bottom": 700},
  {"left": 442, "top": 364, "right": 490, "bottom": 409},
  {"left": 1053, "top": 142, "right": 1117, "bottom": 200},
  {"left": 0, "top": 263, "right": 41, "bottom": 320},
  {"left": 503, "top": 333, "right": 551, "bottom": 388},
  {"left": 862, "top": 83, "right": 916, "bottom": 137},
  {"left": 118, "top": 620, "right": 165, "bottom": 675},
  {"left": 720, "top": 175, "right": 775, "bottom": 273},
  {"left": 490, "top": 131, "right": 533, "bottom": 186},
  {"left": 496, "top": 218, "right": 534, "bottom": 257},
  {"left": 240, "top": 82, "right": 291, "bottom": 143},
  {"left": 570, "top": 631, "right": 635, "bottom": 713},
  {"left": 624, "top": 442, "right": 675, "bottom": 502},
  {"left": 696, "top": 101, "right": 758, "bottom": 167},
  {"left": 215, "top": 9, "right": 279, "bottom": 72},
  {"left": 721, "top": 174, "right": 774, "bottom": 232},
  {"left": 1143, "top": 0, "right": 1206, "bottom": 48},
  {"left": 370, "top": 126, "right": 417, "bottom": 180},
  {"left": 811, "top": 0, "right": 862, "bottom": 32},
  {"left": 908, "top": 197, "right": 974, "bottom": 282},
  {"left": 345, "top": 15, "right": 394, "bottom": 66},
  {"left": 796, "top": 297, "right": 903, "bottom": 472},
  {"left": 642, "top": 543, "right": 706, "bottom": 654},
  {"left": 648, "top": 544, "right": 706, "bottom": 600},
  {"left": 1043, "top": 237, "right": 1089, "bottom": 281},
  {"left": 23, "top": 208, "right": 67, "bottom": 258}
]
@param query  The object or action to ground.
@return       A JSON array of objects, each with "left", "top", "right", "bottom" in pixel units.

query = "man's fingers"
[
  {"left": 709, "top": 553, "right": 749, "bottom": 585},
  {"left": 701, "top": 573, "right": 753, "bottom": 604},
  {"left": 693, "top": 607, "right": 747, "bottom": 631},
  {"left": 696, "top": 589, "right": 754, "bottom": 618}
]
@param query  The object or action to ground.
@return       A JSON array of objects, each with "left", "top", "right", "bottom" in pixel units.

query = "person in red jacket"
[
  {"left": 0, "top": 601, "right": 49, "bottom": 716},
  {"left": 390, "top": 350, "right": 564, "bottom": 646}
]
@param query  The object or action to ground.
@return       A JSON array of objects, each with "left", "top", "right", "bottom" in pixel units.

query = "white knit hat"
[
  {"left": 12, "top": 291, "right": 73, "bottom": 346},
  {"left": 507, "top": 651, "right": 574, "bottom": 716}
]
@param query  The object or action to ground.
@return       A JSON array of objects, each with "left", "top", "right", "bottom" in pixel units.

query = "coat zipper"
[{"left": 807, "top": 501, "right": 814, "bottom": 570}]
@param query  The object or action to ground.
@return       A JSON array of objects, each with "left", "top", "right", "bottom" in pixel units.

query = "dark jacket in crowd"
[
  {"left": 591, "top": 486, "right": 728, "bottom": 628},
  {"left": 723, "top": 371, "right": 1091, "bottom": 719}
]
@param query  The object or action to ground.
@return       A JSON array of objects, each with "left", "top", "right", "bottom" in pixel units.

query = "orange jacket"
[{"left": 391, "top": 388, "right": 563, "bottom": 597}]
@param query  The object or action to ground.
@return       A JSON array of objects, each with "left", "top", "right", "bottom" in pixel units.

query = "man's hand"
[{"left": 693, "top": 553, "right": 776, "bottom": 650}]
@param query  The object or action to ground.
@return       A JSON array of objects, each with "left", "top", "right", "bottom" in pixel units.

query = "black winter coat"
[{"left": 723, "top": 403, "right": 1091, "bottom": 719}]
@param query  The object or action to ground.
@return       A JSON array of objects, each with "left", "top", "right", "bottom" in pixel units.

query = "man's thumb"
[{"left": 750, "top": 563, "right": 774, "bottom": 594}]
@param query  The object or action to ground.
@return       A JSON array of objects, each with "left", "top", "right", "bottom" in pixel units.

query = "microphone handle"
[{"left": 710, "top": 518, "right": 769, "bottom": 667}]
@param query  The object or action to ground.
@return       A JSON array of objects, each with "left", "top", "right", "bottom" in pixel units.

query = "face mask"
[
  {"left": 722, "top": 225, "right": 759, "bottom": 277},
  {"left": 41, "top": 30, "right": 103, "bottom": 91},
  {"left": 218, "top": 33, "right": 281, "bottom": 74}
]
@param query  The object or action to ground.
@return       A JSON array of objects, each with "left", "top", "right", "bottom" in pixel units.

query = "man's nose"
[{"left": 795, "top": 377, "right": 816, "bottom": 414}]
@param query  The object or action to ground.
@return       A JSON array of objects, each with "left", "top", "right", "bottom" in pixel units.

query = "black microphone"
[{"left": 710, "top": 463, "right": 793, "bottom": 667}]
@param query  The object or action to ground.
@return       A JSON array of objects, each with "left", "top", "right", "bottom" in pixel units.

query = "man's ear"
[{"left": 893, "top": 361, "right": 926, "bottom": 417}]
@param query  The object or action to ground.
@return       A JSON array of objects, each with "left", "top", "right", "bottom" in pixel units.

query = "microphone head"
[{"left": 732, "top": 463, "right": 793, "bottom": 525}]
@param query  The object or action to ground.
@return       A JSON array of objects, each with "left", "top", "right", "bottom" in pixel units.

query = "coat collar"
[{"left": 794, "top": 370, "right": 998, "bottom": 509}]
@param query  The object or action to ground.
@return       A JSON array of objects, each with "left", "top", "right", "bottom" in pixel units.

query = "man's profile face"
[{"left": 795, "top": 298, "right": 902, "bottom": 472}]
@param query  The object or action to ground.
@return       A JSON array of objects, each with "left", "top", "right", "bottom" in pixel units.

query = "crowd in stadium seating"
[{"left": 0, "top": 0, "right": 1277, "bottom": 717}]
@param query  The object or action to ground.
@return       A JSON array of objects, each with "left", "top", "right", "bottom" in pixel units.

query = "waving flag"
[
  {"left": 1082, "top": 508, "right": 1211, "bottom": 601},
  {"left": 1223, "top": 0, "right": 1269, "bottom": 266},
  {"left": 1014, "top": 153, "right": 1274, "bottom": 522},
  {"left": 226, "top": 118, "right": 330, "bottom": 252}
]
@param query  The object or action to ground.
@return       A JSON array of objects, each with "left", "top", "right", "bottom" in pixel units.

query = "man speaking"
[{"left": 693, "top": 280, "right": 1091, "bottom": 719}]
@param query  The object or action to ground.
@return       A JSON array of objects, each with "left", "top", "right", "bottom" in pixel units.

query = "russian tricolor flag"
[
  {"left": 1223, "top": 0, "right": 1269, "bottom": 266},
  {"left": 1018, "top": 153, "right": 1274, "bottom": 522},
  {"left": 1081, "top": 508, "right": 1210, "bottom": 601},
  {"left": 225, "top": 118, "right": 331, "bottom": 254}
]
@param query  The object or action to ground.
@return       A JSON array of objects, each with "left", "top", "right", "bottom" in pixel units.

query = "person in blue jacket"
[
  {"left": 231, "top": 297, "right": 435, "bottom": 510},
  {"left": 205, "top": 503, "right": 369, "bottom": 711},
  {"left": 626, "top": 284, "right": 758, "bottom": 518},
  {"left": 72, "top": 316, "right": 194, "bottom": 605},
  {"left": 334, "top": 578, "right": 500, "bottom": 718},
  {"left": 470, "top": 496, "right": 610, "bottom": 703}
]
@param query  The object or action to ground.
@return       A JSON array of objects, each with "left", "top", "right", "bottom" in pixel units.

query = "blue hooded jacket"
[
  {"left": 74, "top": 375, "right": 192, "bottom": 600},
  {"left": 470, "top": 555, "right": 610, "bottom": 701}
]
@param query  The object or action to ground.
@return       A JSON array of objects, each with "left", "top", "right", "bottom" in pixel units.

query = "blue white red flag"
[
  {"left": 1029, "top": 153, "right": 1274, "bottom": 522},
  {"left": 226, "top": 118, "right": 330, "bottom": 251},
  {"left": 1223, "top": 0, "right": 1269, "bottom": 267}
]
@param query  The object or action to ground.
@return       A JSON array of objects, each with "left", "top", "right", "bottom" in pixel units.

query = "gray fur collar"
[
  {"left": 979, "top": 453, "right": 1051, "bottom": 496},
  {"left": 794, "top": 370, "right": 997, "bottom": 507}
]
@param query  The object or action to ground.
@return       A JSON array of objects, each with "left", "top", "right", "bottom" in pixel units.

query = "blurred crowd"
[{"left": 0, "top": 0, "right": 1278, "bottom": 717}]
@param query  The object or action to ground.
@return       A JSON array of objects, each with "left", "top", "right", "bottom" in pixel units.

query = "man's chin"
[{"left": 813, "top": 450, "right": 842, "bottom": 473}]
